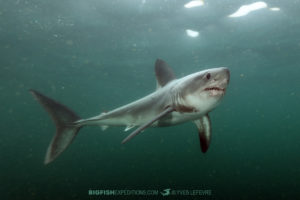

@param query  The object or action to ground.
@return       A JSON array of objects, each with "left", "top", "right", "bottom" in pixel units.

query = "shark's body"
[{"left": 30, "top": 59, "right": 230, "bottom": 164}]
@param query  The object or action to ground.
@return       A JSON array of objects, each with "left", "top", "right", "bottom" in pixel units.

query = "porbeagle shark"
[{"left": 30, "top": 59, "right": 230, "bottom": 164}]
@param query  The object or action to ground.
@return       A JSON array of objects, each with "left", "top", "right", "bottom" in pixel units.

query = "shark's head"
[{"left": 174, "top": 67, "right": 230, "bottom": 113}]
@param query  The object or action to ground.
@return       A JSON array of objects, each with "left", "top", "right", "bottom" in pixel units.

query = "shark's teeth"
[{"left": 204, "top": 87, "right": 225, "bottom": 92}]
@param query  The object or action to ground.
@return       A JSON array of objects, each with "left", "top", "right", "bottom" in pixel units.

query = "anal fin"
[{"left": 101, "top": 125, "right": 109, "bottom": 131}]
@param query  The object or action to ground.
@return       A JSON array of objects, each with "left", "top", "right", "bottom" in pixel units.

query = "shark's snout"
[
  {"left": 217, "top": 67, "right": 230, "bottom": 87},
  {"left": 223, "top": 67, "right": 230, "bottom": 84},
  {"left": 216, "top": 67, "right": 230, "bottom": 82},
  {"left": 203, "top": 67, "right": 230, "bottom": 97}
]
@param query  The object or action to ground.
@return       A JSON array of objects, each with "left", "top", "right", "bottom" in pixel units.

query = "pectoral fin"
[
  {"left": 194, "top": 114, "right": 211, "bottom": 153},
  {"left": 122, "top": 107, "right": 175, "bottom": 144}
]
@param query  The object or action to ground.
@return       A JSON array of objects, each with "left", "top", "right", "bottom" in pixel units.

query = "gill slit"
[{"left": 172, "top": 90, "right": 183, "bottom": 112}]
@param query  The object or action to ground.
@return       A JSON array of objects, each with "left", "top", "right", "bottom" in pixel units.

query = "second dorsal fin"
[{"left": 155, "top": 59, "right": 176, "bottom": 88}]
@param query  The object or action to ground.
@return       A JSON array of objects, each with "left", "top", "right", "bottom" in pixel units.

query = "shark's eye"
[{"left": 206, "top": 73, "right": 211, "bottom": 80}]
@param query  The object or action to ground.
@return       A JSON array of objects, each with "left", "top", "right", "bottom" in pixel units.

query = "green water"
[{"left": 1, "top": 0, "right": 299, "bottom": 199}]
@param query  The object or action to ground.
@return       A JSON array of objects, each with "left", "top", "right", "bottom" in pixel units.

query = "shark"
[{"left": 30, "top": 59, "right": 230, "bottom": 164}]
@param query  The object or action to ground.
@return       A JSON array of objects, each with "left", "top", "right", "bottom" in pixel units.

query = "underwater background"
[{"left": 1, "top": 0, "right": 299, "bottom": 199}]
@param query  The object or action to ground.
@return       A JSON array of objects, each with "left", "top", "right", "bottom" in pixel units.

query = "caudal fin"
[{"left": 30, "top": 89, "right": 82, "bottom": 164}]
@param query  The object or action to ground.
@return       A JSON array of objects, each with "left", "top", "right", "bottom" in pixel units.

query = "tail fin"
[{"left": 30, "top": 89, "right": 82, "bottom": 165}]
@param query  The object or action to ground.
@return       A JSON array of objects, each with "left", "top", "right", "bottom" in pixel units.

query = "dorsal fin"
[{"left": 155, "top": 59, "right": 176, "bottom": 88}]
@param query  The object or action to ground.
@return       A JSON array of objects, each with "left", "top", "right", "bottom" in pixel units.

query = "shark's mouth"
[{"left": 204, "top": 87, "right": 225, "bottom": 92}]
